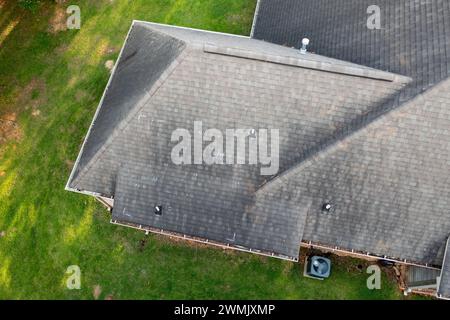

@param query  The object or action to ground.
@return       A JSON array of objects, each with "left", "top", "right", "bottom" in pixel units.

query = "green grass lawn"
[{"left": 0, "top": 0, "right": 410, "bottom": 299}]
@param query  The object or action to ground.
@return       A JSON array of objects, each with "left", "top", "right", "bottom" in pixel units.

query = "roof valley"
[{"left": 255, "top": 79, "right": 421, "bottom": 193}]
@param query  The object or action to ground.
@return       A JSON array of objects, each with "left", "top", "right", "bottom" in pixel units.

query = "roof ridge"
[
  {"left": 137, "top": 21, "right": 411, "bottom": 83},
  {"left": 69, "top": 40, "right": 192, "bottom": 190},
  {"left": 255, "top": 77, "right": 450, "bottom": 194},
  {"left": 203, "top": 43, "right": 411, "bottom": 83}
]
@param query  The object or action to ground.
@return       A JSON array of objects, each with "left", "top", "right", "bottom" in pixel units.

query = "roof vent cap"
[
  {"left": 300, "top": 38, "right": 310, "bottom": 54},
  {"left": 154, "top": 205, "right": 163, "bottom": 216},
  {"left": 322, "top": 202, "right": 333, "bottom": 213}
]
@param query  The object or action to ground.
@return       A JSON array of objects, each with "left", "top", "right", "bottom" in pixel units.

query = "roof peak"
[
  {"left": 203, "top": 43, "right": 410, "bottom": 83},
  {"left": 137, "top": 21, "right": 410, "bottom": 83}
]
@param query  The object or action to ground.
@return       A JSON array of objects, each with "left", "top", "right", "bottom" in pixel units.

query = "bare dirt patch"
[
  {"left": 74, "top": 89, "right": 95, "bottom": 104},
  {"left": 0, "top": 78, "right": 46, "bottom": 144},
  {"left": 0, "top": 112, "right": 22, "bottom": 144},
  {"left": 299, "top": 247, "right": 375, "bottom": 274},
  {"left": 226, "top": 13, "right": 251, "bottom": 26},
  {"left": 18, "top": 78, "right": 47, "bottom": 116},
  {"left": 104, "top": 60, "right": 115, "bottom": 72},
  {"left": 138, "top": 236, "right": 148, "bottom": 252},
  {"left": 65, "top": 159, "right": 74, "bottom": 170},
  {"left": 106, "top": 46, "right": 119, "bottom": 55},
  {"left": 48, "top": 5, "right": 67, "bottom": 33},
  {"left": 93, "top": 284, "right": 102, "bottom": 300},
  {"left": 55, "top": 43, "right": 69, "bottom": 56}
]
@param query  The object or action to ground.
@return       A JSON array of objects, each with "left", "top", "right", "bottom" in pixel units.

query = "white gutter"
[{"left": 110, "top": 219, "right": 298, "bottom": 262}]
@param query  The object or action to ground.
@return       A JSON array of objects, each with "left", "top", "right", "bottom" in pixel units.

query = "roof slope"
[
  {"left": 67, "top": 21, "right": 408, "bottom": 259},
  {"left": 260, "top": 77, "right": 450, "bottom": 265},
  {"left": 68, "top": 25, "right": 186, "bottom": 183},
  {"left": 252, "top": 0, "right": 450, "bottom": 98},
  {"left": 438, "top": 237, "right": 450, "bottom": 299},
  {"left": 250, "top": 0, "right": 450, "bottom": 290}
]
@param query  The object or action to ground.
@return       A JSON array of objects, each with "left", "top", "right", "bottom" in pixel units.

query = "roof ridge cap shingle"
[
  {"left": 137, "top": 21, "right": 411, "bottom": 83},
  {"left": 203, "top": 43, "right": 411, "bottom": 83}
]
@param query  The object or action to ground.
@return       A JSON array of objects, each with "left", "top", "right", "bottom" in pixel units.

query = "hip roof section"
[{"left": 260, "top": 77, "right": 450, "bottom": 265}]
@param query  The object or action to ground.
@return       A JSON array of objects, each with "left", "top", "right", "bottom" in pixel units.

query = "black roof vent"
[
  {"left": 154, "top": 205, "right": 163, "bottom": 215},
  {"left": 322, "top": 202, "right": 333, "bottom": 213}
]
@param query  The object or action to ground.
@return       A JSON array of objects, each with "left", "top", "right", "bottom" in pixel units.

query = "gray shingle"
[{"left": 68, "top": 23, "right": 186, "bottom": 186}]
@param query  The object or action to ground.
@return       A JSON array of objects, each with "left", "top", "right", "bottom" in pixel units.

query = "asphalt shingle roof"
[
  {"left": 252, "top": 0, "right": 450, "bottom": 99},
  {"left": 69, "top": 24, "right": 186, "bottom": 183},
  {"left": 260, "top": 77, "right": 450, "bottom": 265},
  {"left": 66, "top": 2, "right": 450, "bottom": 284},
  {"left": 250, "top": 0, "right": 450, "bottom": 284},
  {"left": 67, "top": 21, "right": 408, "bottom": 259}
]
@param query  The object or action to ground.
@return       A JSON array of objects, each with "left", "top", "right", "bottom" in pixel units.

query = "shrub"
[{"left": 18, "top": 0, "right": 41, "bottom": 11}]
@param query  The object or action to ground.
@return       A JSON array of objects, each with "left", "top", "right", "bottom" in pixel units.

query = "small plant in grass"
[
  {"left": 31, "top": 89, "right": 40, "bottom": 100},
  {"left": 18, "top": 0, "right": 41, "bottom": 11}
]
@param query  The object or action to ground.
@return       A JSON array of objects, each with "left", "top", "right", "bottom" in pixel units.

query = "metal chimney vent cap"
[
  {"left": 154, "top": 205, "right": 163, "bottom": 215},
  {"left": 300, "top": 38, "right": 310, "bottom": 54}
]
